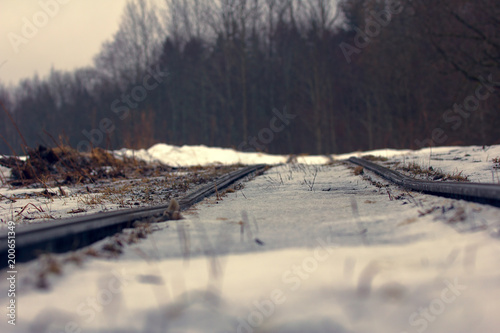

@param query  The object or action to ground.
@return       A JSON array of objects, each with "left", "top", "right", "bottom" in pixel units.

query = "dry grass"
[
  {"left": 493, "top": 157, "right": 500, "bottom": 169},
  {"left": 399, "top": 162, "right": 469, "bottom": 182},
  {"left": 362, "top": 155, "right": 388, "bottom": 162},
  {"left": 223, "top": 188, "right": 235, "bottom": 194},
  {"left": 68, "top": 208, "right": 86, "bottom": 214},
  {"left": 444, "top": 172, "right": 470, "bottom": 182},
  {"left": 13, "top": 202, "right": 55, "bottom": 221},
  {"left": 361, "top": 174, "right": 388, "bottom": 189},
  {"left": 353, "top": 166, "right": 364, "bottom": 176},
  {"left": 0, "top": 145, "right": 172, "bottom": 187},
  {"left": 77, "top": 194, "right": 106, "bottom": 209},
  {"left": 16, "top": 202, "right": 44, "bottom": 216}
]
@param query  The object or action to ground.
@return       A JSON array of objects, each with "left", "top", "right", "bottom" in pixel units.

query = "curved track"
[
  {"left": 0, "top": 164, "right": 267, "bottom": 268},
  {"left": 349, "top": 157, "right": 500, "bottom": 207}
]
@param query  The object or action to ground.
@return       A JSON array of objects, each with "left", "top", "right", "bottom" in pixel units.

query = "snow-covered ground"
[
  {"left": 2, "top": 144, "right": 498, "bottom": 225},
  {"left": 351, "top": 145, "right": 500, "bottom": 184},
  {"left": 1, "top": 144, "right": 500, "bottom": 333},
  {"left": 117, "top": 143, "right": 500, "bottom": 183}
]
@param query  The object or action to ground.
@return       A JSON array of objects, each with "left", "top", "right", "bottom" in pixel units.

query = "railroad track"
[
  {"left": 3, "top": 158, "right": 498, "bottom": 269},
  {"left": 349, "top": 157, "right": 500, "bottom": 207},
  {"left": 0, "top": 164, "right": 267, "bottom": 268}
]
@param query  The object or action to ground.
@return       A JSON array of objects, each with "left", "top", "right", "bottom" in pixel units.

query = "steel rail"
[
  {"left": 0, "top": 164, "right": 267, "bottom": 268},
  {"left": 349, "top": 157, "right": 500, "bottom": 207}
]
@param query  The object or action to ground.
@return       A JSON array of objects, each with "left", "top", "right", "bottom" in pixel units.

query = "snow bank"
[{"left": 117, "top": 143, "right": 288, "bottom": 166}]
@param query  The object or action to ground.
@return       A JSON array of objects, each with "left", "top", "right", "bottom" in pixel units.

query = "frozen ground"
[{"left": 1, "top": 145, "right": 500, "bottom": 333}]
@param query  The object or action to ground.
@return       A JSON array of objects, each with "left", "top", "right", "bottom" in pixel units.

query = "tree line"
[{"left": 1, "top": 0, "right": 499, "bottom": 156}]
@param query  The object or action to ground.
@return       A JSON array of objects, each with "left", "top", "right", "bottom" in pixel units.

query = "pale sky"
[{"left": 0, "top": 0, "right": 131, "bottom": 86}]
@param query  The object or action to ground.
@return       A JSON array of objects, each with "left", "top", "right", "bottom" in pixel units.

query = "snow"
[
  {"left": 0, "top": 185, "right": 124, "bottom": 224},
  {"left": 385, "top": 145, "right": 500, "bottom": 183},
  {"left": 333, "top": 145, "right": 500, "bottom": 183},
  {"left": 116, "top": 143, "right": 340, "bottom": 166},
  {"left": 1, "top": 146, "right": 500, "bottom": 332},
  {"left": 115, "top": 143, "right": 500, "bottom": 184},
  {"left": 116, "top": 143, "right": 289, "bottom": 166}
]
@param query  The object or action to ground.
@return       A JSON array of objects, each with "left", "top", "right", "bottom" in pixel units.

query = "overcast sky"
[{"left": 0, "top": 0, "right": 132, "bottom": 86}]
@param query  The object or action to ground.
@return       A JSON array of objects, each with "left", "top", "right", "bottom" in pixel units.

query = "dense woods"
[{"left": 1, "top": 0, "right": 499, "bottom": 155}]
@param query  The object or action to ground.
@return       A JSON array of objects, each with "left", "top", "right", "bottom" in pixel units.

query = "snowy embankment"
[
  {"left": 118, "top": 143, "right": 500, "bottom": 183},
  {"left": 0, "top": 144, "right": 499, "bottom": 333},
  {"left": 116, "top": 144, "right": 290, "bottom": 166}
]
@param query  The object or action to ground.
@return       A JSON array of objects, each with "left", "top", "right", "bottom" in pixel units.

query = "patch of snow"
[{"left": 116, "top": 143, "right": 288, "bottom": 166}]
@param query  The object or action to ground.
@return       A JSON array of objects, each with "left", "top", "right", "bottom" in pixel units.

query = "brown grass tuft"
[
  {"left": 353, "top": 166, "right": 364, "bottom": 176},
  {"left": 399, "top": 162, "right": 469, "bottom": 182}
]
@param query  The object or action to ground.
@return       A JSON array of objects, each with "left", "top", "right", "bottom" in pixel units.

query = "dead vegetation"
[
  {"left": 361, "top": 173, "right": 388, "bottom": 189},
  {"left": 397, "top": 162, "right": 469, "bottom": 182},
  {"left": 347, "top": 162, "right": 387, "bottom": 189},
  {"left": 163, "top": 198, "right": 182, "bottom": 220},
  {"left": 493, "top": 157, "right": 500, "bottom": 169},
  {"left": 0, "top": 145, "right": 167, "bottom": 187},
  {"left": 362, "top": 155, "right": 388, "bottom": 162},
  {"left": 353, "top": 166, "right": 364, "bottom": 176}
]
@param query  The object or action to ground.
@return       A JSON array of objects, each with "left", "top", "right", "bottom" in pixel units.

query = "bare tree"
[
  {"left": 164, "top": 0, "right": 212, "bottom": 41},
  {"left": 414, "top": 0, "right": 500, "bottom": 85},
  {"left": 94, "top": 0, "right": 164, "bottom": 86}
]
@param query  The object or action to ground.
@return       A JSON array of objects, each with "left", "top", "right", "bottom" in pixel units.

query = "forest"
[{"left": 0, "top": 0, "right": 499, "bottom": 155}]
